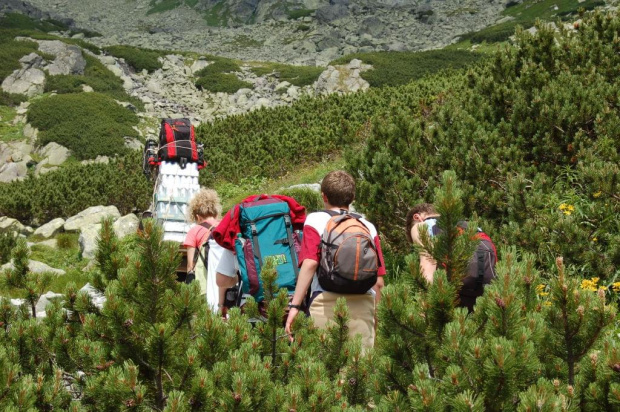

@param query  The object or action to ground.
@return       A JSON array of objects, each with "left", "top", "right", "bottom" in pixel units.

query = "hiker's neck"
[{"left": 324, "top": 202, "right": 349, "bottom": 212}]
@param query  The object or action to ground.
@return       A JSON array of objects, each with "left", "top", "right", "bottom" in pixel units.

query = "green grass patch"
[
  {"left": 226, "top": 35, "right": 263, "bottom": 48},
  {"left": 250, "top": 62, "right": 323, "bottom": 87},
  {"left": 330, "top": 49, "right": 483, "bottom": 88},
  {"left": 215, "top": 157, "right": 344, "bottom": 212},
  {"left": 0, "top": 106, "right": 24, "bottom": 142},
  {"left": 287, "top": 8, "right": 314, "bottom": 20},
  {"left": 104, "top": 45, "right": 164, "bottom": 73},
  {"left": 28, "top": 92, "right": 138, "bottom": 160}
]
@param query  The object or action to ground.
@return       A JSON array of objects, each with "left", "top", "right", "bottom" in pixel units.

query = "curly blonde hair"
[{"left": 187, "top": 188, "right": 222, "bottom": 223}]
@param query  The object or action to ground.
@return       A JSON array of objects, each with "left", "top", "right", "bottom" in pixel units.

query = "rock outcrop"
[
  {"left": 33, "top": 218, "right": 66, "bottom": 239},
  {"left": 315, "top": 59, "right": 371, "bottom": 94},
  {"left": 64, "top": 205, "right": 121, "bottom": 232}
]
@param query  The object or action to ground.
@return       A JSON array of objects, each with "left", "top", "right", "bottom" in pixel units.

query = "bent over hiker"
[
  {"left": 285, "top": 170, "right": 386, "bottom": 349},
  {"left": 405, "top": 203, "right": 440, "bottom": 283},
  {"left": 406, "top": 203, "right": 498, "bottom": 312}
]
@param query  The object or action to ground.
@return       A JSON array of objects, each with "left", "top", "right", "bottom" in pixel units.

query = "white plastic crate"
[{"left": 152, "top": 161, "right": 202, "bottom": 243}]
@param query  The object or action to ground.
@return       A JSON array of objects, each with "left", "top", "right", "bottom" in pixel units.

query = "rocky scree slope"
[
  {"left": 0, "top": 28, "right": 371, "bottom": 183},
  {"left": 20, "top": 0, "right": 506, "bottom": 64}
]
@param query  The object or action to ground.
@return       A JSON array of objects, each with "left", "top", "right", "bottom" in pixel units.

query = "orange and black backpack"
[{"left": 318, "top": 210, "right": 379, "bottom": 294}]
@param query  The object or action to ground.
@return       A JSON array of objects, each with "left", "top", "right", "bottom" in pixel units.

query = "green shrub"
[
  {"left": 287, "top": 8, "right": 314, "bottom": 20},
  {"left": 104, "top": 45, "right": 163, "bottom": 73},
  {"left": 43, "top": 55, "right": 143, "bottom": 109},
  {"left": 0, "top": 152, "right": 151, "bottom": 224},
  {"left": 195, "top": 72, "right": 252, "bottom": 93},
  {"left": 44, "top": 74, "right": 84, "bottom": 94},
  {"left": 459, "top": 0, "right": 605, "bottom": 44},
  {"left": 330, "top": 49, "right": 483, "bottom": 87},
  {"left": 0, "top": 36, "right": 39, "bottom": 82},
  {"left": 0, "top": 90, "right": 26, "bottom": 107},
  {"left": 195, "top": 59, "right": 241, "bottom": 76},
  {"left": 458, "top": 21, "right": 518, "bottom": 44},
  {"left": 250, "top": 63, "right": 323, "bottom": 87},
  {"left": 0, "top": 13, "right": 67, "bottom": 32},
  {"left": 28, "top": 93, "right": 138, "bottom": 160},
  {"left": 295, "top": 24, "right": 311, "bottom": 32},
  {"left": 0, "top": 231, "right": 17, "bottom": 264},
  {"left": 346, "top": 12, "right": 620, "bottom": 278}
]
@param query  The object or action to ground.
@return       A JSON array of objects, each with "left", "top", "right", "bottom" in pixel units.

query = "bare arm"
[
  {"left": 285, "top": 259, "right": 318, "bottom": 339},
  {"left": 420, "top": 254, "right": 437, "bottom": 283},
  {"left": 373, "top": 276, "right": 385, "bottom": 306},
  {"left": 216, "top": 273, "right": 237, "bottom": 288},
  {"left": 186, "top": 247, "right": 196, "bottom": 272}
]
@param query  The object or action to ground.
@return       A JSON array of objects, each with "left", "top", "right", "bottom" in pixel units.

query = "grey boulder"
[
  {"left": 33, "top": 218, "right": 65, "bottom": 239},
  {"left": 64, "top": 205, "right": 121, "bottom": 232}
]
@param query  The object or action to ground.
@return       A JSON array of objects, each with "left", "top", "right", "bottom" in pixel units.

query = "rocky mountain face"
[{"left": 18, "top": 0, "right": 507, "bottom": 64}]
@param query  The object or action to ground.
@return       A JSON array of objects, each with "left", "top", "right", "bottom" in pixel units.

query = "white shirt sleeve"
[{"left": 210, "top": 242, "right": 237, "bottom": 277}]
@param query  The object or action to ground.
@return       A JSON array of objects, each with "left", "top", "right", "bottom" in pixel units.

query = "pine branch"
[{"left": 384, "top": 308, "right": 425, "bottom": 338}]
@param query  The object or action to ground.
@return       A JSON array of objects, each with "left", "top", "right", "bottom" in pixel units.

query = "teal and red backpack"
[{"left": 231, "top": 195, "right": 305, "bottom": 302}]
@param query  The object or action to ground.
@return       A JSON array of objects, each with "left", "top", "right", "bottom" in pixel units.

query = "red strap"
[
  {"left": 475, "top": 232, "right": 498, "bottom": 261},
  {"left": 191, "top": 141, "right": 198, "bottom": 161},
  {"left": 164, "top": 123, "right": 175, "bottom": 144},
  {"left": 190, "top": 125, "right": 195, "bottom": 142}
]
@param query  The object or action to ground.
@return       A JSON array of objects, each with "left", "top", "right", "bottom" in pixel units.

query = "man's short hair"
[
  {"left": 405, "top": 203, "right": 437, "bottom": 243},
  {"left": 321, "top": 170, "right": 356, "bottom": 208}
]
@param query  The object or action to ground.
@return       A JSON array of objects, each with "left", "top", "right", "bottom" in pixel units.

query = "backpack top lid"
[{"left": 212, "top": 194, "right": 306, "bottom": 251}]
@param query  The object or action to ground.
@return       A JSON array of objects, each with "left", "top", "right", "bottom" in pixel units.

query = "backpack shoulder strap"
[{"left": 194, "top": 222, "right": 214, "bottom": 267}]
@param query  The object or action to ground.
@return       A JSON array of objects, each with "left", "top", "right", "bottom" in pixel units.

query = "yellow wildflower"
[
  {"left": 543, "top": 301, "right": 552, "bottom": 307},
  {"left": 536, "top": 284, "right": 546, "bottom": 293},
  {"left": 580, "top": 279, "right": 598, "bottom": 292},
  {"left": 599, "top": 286, "right": 608, "bottom": 291},
  {"left": 593, "top": 191, "right": 602, "bottom": 198},
  {"left": 539, "top": 292, "right": 549, "bottom": 297},
  {"left": 559, "top": 203, "right": 575, "bottom": 215},
  {"left": 612, "top": 282, "right": 620, "bottom": 293},
  {"left": 592, "top": 237, "right": 598, "bottom": 242}
]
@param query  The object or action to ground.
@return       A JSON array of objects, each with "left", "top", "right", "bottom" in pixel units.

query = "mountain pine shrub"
[
  {"left": 2, "top": 238, "right": 52, "bottom": 318},
  {"left": 104, "top": 45, "right": 164, "bottom": 73},
  {"left": 347, "top": 10, "right": 620, "bottom": 278},
  {"left": 375, "top": 170, "right": 618, "bottom": 410},
  {"left": 331, "top": 49, "right": 483, "bottom": 87},
  {"left": 0, "top": 152, "right": 151, "bottom": 224},
  {"left": 0, "top": 231, "right": 17, "bottom": 264},
  {"left": 28, "top": 92, "right": 138, "bottom": 159}
]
